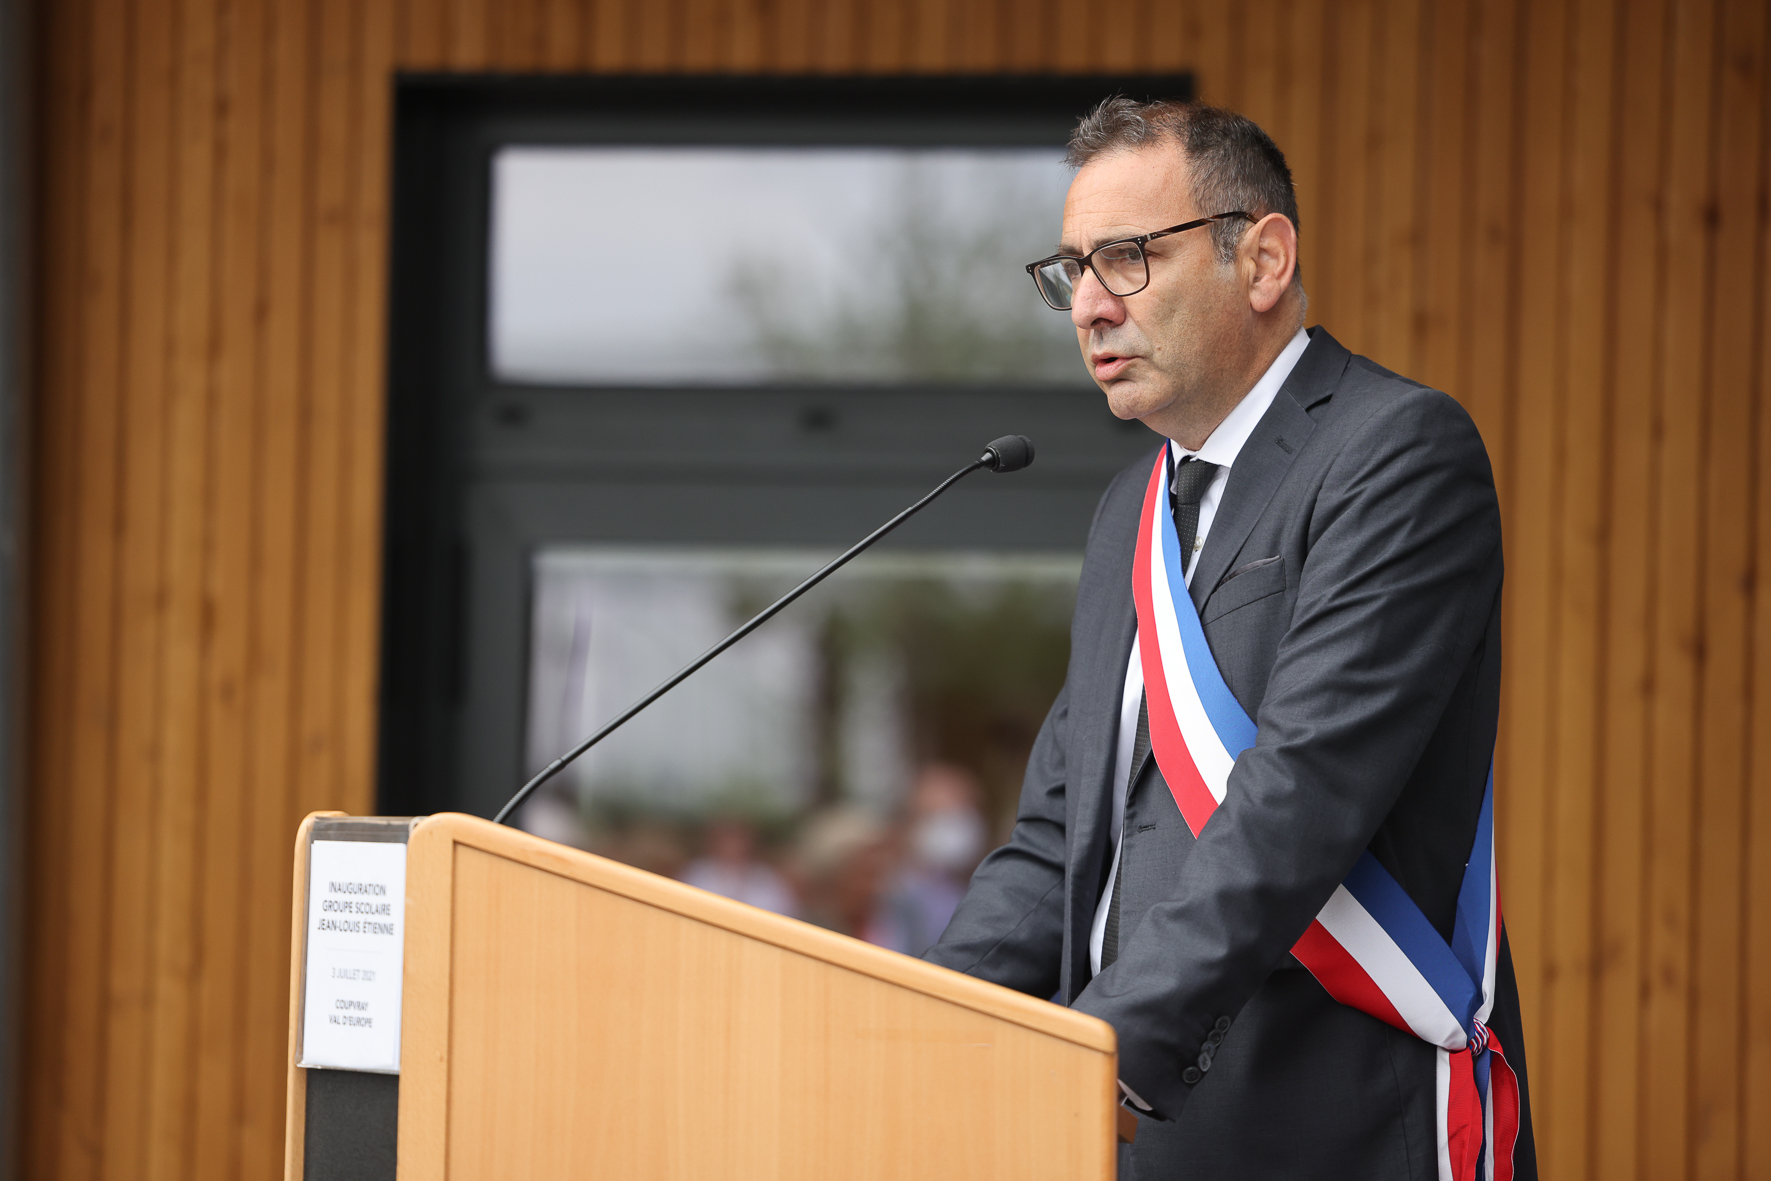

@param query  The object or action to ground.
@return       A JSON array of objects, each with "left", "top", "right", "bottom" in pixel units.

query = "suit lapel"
[
  {"left": 1067, "top": 588, "right": 1136, "bottom": 874},
  {"left": 1188, "top": 330, "right": 1350, "bottom": 612},
  {"left": 1060, "top": 461, "right": 1146, "bottom": 995}
]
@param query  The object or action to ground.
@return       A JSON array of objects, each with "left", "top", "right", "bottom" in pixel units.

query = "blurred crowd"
[
  {"left": 683, "top": 762, "right": 989, "bottom": 955},
  {"left": 546, "top": 762, "right": 993, "bottom": 957}
]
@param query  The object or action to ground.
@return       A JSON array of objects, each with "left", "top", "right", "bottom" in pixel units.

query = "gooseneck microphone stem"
[{"left": 492, "top": 436, "right": 1034, "bottom": 826}]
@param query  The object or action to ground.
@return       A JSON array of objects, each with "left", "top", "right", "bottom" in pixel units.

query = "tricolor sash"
[{"left": 1130, "top": 449, "right": 1521, "bottom": 1181}]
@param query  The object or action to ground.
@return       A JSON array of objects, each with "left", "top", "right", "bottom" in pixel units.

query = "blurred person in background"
[
  {"left": 606, "top": 815, "right": 690, "bottom": 884},
  {"left": 681, "top": 814, "right": 797, "bottom": 917},
  {"left": 874, "top": 763, "right": 987, "bottom": 956},
  {"left": 790, "top": 807, "right": 894, "bottom": 942}
]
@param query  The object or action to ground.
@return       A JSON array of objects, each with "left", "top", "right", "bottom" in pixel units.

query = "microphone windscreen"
[{"left": 982, "top": 435, "right": 1035, "bottom": 473}]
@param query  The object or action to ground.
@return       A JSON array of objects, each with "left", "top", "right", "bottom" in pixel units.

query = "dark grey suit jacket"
[{"left": 925, "top": 329, "right": 1536, "bottom": 1180}]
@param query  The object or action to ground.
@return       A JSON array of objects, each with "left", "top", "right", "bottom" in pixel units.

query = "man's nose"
[{"left": 1069, "top": 267, "right": 1125, "bottom": 330}]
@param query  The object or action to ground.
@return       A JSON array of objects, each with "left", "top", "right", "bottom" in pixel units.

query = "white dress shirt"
[{"left": 1088, "top": 326, "right": 1311, "bottom": 977}]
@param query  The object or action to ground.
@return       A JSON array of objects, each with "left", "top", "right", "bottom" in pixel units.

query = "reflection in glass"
[
  {"left": 518, "top": 546, "right": 1078, "bottom": 952},
  {"left": 489, "top": 147, "right": 1081, "bottom": 386}
]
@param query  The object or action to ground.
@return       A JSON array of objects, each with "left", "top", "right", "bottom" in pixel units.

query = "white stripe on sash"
[
  {"left": 1146, "top": 515, "right": 1236, "bottom": 799},
  {"left": 1315, "top": 886, "right": 1466, "bottom": 1049}
]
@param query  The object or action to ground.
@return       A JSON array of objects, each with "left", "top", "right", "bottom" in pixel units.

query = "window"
[{"left": 489, "top": 146, "right": 1077, "bottom": 386}]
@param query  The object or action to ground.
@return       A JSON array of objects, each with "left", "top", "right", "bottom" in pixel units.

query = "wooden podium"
[{"left": 285, "top": 811, "right": 1119, "bottom": 1179}]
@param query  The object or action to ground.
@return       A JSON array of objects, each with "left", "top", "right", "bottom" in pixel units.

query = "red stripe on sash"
[
  {"left": 1487, "top": 1031, "right": 1521, "bottom": 1181},
  {"left": 1443, "top": 1027, "right": 1521, "bottom": 1181},
  {"left": 1446, "top": 1048, "right": 1485, "bottom": 1181},
  {"left": 1130, "top": 454, "right": 1219, "bottom": 835},
  {"left": 1291, "top": 918, "right": 1412, "bottom": 1036}
]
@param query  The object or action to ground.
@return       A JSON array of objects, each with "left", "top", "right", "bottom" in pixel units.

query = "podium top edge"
[{"left": 397, "top": 810, "right": 1118, "bottom": 1057}]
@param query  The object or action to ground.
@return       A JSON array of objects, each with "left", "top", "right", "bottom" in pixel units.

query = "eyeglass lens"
[{"left": 1034, "top": 241, "right": 1149, "bottom": 310}]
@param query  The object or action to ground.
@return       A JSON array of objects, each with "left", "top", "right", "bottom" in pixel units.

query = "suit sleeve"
[
  {"left": 919, "top": 681, "right": 1069, "bottom": 999},
  {"left": 1071, "top": 387, "right": 1503, "bottom": 1119}
]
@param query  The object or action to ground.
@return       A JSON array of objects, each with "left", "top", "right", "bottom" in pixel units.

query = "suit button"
[
  {"left": 1205, "top": 1030, "right": 1224, "bottom": 1048},
  {"left": 1183, "top": 1067, "right": 1202, "bottom": 1085},
  {"left": 1196, "top": 1051, "right": 1213, "bottom": 1071},
  {"left": 1214, "top": 1016, "right": 1232, "bottom": 1034}
]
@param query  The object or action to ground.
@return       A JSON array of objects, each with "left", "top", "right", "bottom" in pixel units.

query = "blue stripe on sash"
[
  {"left": 1342, "top": 852, "right": 1481, "bottom": 1029},
  {"left": 1451, "top": 767, "right": 1496, "bottom": 987},
  {"left": 1159, "top": 454, "right": 1260, "bottom": 757}
]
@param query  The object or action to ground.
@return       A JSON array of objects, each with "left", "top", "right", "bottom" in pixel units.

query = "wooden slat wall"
[{"left": 18, "top": 0, "right": 1769, "bottom": 1177}]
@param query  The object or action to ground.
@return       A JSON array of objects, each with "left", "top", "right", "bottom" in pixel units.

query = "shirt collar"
[{"left": 1169, "top": 326, "right": 1312, "bottom": 471}]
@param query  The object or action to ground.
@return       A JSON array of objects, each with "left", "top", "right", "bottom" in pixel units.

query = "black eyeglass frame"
[{"left": 1024, "top": 211, "right": 1255, "bottom": 310}]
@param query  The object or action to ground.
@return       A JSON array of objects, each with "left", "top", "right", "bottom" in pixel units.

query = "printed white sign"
[{"left": 299, "top": 839, "right": 407, "bottom": 1072}]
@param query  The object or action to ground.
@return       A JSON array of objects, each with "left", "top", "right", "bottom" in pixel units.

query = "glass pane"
[
  {"left": 489, "top": 146, "right": 1080, "bottom": 386},
  {"left": 518, "top": 545, "right": 1078, "bottom": 953}
]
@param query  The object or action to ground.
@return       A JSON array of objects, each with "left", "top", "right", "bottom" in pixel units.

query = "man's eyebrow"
[{"left": 1056, "top": 230, "right": 1144, "bottom": 255}]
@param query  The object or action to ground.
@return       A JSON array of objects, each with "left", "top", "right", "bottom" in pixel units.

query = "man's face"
[{"left": 1060, "top": 143, "right": 1247, "bottom": 428}]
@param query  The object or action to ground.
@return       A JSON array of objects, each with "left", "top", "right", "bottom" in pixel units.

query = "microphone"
[{"left": 492, "top": 436, "right": 1036, "bottom": 825}]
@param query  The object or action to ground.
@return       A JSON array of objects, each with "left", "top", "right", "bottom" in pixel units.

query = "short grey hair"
[{"left": 1068, "top": 98, "right": 1301, "bottom": 271}]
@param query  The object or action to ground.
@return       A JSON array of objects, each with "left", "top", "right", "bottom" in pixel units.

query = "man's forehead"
[{"left": 1060, "top": 143, "right": 1195, "bottom": 248}]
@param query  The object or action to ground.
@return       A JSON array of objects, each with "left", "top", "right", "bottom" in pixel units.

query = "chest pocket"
[{"left": 1203, "top": 555, "right": 1287, "bottom": 624}]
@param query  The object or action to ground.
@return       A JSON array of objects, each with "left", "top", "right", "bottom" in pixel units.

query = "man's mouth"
[{"left": 1091, "top": 354, "right": 1133, "bottom": 381}]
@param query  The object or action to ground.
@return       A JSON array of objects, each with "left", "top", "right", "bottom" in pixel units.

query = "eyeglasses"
[{"left": 1024, "top": 213, "right": 1254, "bottom": 310}]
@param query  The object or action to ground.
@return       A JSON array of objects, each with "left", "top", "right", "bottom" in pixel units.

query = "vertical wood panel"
[
  {"left": 445, "top": 0, "right": 490, "bottom": 68},
  {"left": 1692, "top": 0, "right": 1763, "bottom": 1173},
  {"left": 1049, "top": 0, "right": 1093, "bottom": 74},
  {"left": 30, "top": 0, "right": 123, "bottom": 1175},
  {"left": 1312, "top": 0, "right": 1374, "bottom": 344},
  {"left": 1501, "top": 0, "right": 1569, "bottom": 1090},
  {"left": 1590, "top": 1, "right": 1668, "bottom": 1176},
  {"left": 232, "top": 0, "right": 317, "bottom": 1174},
  {"left": 1278, "top": 0, "right": 1325, "bottom": 304},
  {"left": 1364, "top": 0, "right": 1423, "bottom": 373},
  {"left": 1539, "top": 0, "right": 1616, "bottom": 1174},
  {"left": 343, "top": 0, "right": 397, "bottom": 878},
  {"left": 1176, "top": 0, "right": 1232, "bottom": 105},
  {"left": 100, "top": 0, "right": 176, "bottom": 1168},
  {"left": 289, "top": 0, "right": 356, "bottom": 837},
  {"left": 397, "top": 0, "right": 447, "bottom": 69},
  {"left": 1235, "top": 0, "right": 1280, "bottom": 130},
  {"left": 729, "top": 0, "right": 765, "bottom": 71},
  {"left": 495, "top": 0, "right": 549, "bottom": 70},
  {"left": 1643, "top": 0, "right": 1718, "bottom": 1173},
  {"left": 186, "top": 0, "right": 266, "bottom": 1171},
  {"left": 677, "top": 0, "right": 715, "bottom": 68},
  {"left": 775, "top": 0, "right": 816, "bottom": 71},
  {"left": 19, "top": 2, "right": 1771, "bottom": 1178},
  {"left": 996, "top": 0, "right": 1047, "bottom": 73},
  {"left": 1551, "top": 0, "right": 1622, "bottom": 1175},
  {"left": 1143, "top": 0, "right": 1182, "bottom": 73},
  {"left": 1745, "top": 5, "right": 1771, "bottom": 1161},
  {"left": 587, "top": 0, "right": 628, "bottom": 71},
  {"left": 143, "top": 0, "right": 220, "bottom": 1172},
  {"left": 1454, "top": 0, "right": 1521, "bottom": 487},
  {"left": 540, "top": 0, "right": 587, "bottom": 70}
]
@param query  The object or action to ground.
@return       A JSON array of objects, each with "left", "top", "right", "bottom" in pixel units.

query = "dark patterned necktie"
[
  {"left": 1102, "top": 457, "right": 1219, "bottom": 970},
  {"left": 1169, "top": 456, "right": 1220, "bottom": 579}
]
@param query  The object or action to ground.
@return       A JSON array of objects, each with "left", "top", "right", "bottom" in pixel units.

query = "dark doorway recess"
[{"left": 378, "top": 72, "right": 1193, "bottom": 822}]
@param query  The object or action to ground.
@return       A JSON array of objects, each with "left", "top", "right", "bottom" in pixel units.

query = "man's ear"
[{"left": 1245, "top": 214, "right": 1298, "bottom": 314}]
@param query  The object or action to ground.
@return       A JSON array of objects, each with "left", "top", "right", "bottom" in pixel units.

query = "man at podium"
[{"left": 924, "top": 99, "right": 1536, "bottom": 1181}]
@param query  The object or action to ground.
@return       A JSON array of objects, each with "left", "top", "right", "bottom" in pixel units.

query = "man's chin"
[{"left": 1101, "top": 383, "right": 1166, "bottom": 423}]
